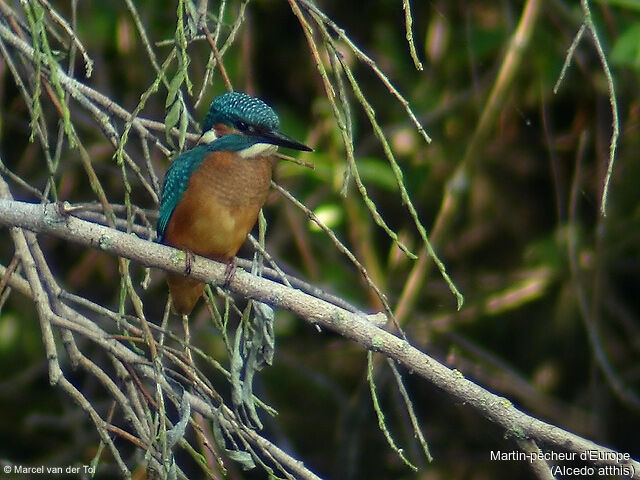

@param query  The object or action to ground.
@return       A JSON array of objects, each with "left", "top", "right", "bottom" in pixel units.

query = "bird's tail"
[{"left": 167, "top": 274, "right": 204, "bottom": 315}]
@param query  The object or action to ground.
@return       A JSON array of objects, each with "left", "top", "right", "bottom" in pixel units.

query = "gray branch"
[{"left": 0, "top": 198, "right": 638, "bottom": 477}]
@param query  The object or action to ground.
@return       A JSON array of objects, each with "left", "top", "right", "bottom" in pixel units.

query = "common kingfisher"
[{"left": 157, "top": 91, "right": 312, "bottom": 315}]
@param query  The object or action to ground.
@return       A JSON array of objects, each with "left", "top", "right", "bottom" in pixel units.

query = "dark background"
[{"left": 0, "top": 1, "right": 639, "bottom": 478}]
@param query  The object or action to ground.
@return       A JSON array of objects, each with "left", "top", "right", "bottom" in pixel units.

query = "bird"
[{"left": 157, "top": 91, "right": 312, "bottom": 316}]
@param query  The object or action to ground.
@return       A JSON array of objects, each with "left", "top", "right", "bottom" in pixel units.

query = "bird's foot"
[
  {"left": 184, "top": 249, "right": 195, "bottom": 275},
  {"left": 223, "top": 259, "right": 237, "bottom": 288}
]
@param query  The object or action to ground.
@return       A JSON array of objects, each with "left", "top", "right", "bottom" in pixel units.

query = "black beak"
[{"left": 260, "top": 129, "right": 312, "bottom": 152}]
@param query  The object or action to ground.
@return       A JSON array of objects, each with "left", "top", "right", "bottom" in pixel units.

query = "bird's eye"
[{"left": 236, "top": 121, "right": 248, "bottom": 131}]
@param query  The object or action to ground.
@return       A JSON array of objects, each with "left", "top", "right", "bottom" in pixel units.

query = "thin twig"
[{"left": 402, "top": 0, "right": 423, "bottom": 71}]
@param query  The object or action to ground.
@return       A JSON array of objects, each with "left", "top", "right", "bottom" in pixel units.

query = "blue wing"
[{"left": 157, "top": 145, "right": 209, "bottom": 242}]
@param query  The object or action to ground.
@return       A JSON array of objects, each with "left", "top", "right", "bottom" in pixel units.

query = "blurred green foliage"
[{"left": 0, "top": 1, "right": 639, "bottom": 479}]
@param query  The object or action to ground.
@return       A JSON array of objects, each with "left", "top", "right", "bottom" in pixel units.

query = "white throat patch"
[
  {"left": 238, "top": 143, "right": 278, "bottom": 158},
  {"left": 198, "top": 129, "right": 218, "bottom": 144}
]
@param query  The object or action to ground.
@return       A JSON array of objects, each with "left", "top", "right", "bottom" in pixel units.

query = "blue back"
[{"left": 157, "top": 145, "right": 207, "bottom": 241}]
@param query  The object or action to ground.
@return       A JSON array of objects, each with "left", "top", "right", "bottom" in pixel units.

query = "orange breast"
[{"left": 163, "top": 151, "right": 274, "bottom": 261}]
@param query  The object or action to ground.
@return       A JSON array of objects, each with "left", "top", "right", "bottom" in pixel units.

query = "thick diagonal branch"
[{"left": 0, "top": 198, "right": 637, "bottom": 476}]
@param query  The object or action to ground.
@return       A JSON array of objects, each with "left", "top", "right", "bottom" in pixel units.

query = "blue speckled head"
[{"left": 202, "top": 92, "right": 280, "bottom": 133}]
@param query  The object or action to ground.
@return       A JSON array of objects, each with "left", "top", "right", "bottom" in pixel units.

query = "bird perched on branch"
[{"left": 157, "top": 91, "right": 312, "bottom": 315}]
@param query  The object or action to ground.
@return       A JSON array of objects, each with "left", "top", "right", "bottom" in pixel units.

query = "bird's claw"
[
  {"left": 223, "top": 259, "right": 237, "bottom": 288},
  {"left": 184, "top": 249, "right": 195, "bottom": 275}
]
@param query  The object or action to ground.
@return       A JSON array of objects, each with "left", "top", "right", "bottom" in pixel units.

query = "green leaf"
[
  {"left": 230, "top": 319, "right": 244, "bottom": 408},
  {"left": 164, "top": 96, "right": 183, "bottom": 147},
  {"left": 599, "top": 0, "right": 640, "bottom": 11},
  {"left": 178, "top": 95, "right": 189, "bottom": 150},
  {"left": 165, "top": 389, "right": 190, "bottom": 450},
  {"left": 611, "top": 23, "right": 640, "bottom": 70},
  {"left": 227, "top": 450, "right": 256, "bottom": 470},
  {"left": 356, "top": 157, "right": 399, "bottom": 191},
  {"left": 165, "top": 69, "right": 185, "bottom": 109}
]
